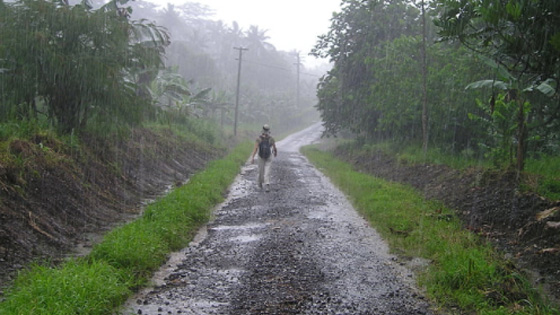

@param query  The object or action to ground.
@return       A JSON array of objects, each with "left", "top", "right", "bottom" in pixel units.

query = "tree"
[
  {"left": 465, "top": 59, "right": 557, "bottom": 171},
  {"left": 244, "top": 25, "right": 275, "bottom": 58},
  {"left": 435, "top": 0, "right": 560, "bottom": 172},
  {"left": 420, "top": 0, "right": 429, "bottom": 155},
  {"left": 0, "top": 0, "right": 169, "bottom": 134},
  {"left": 311, "top": 0, "right": 421, "bottom": 139},
  {"left": 312, "top": 0, "right": 501, "bottom": 155},
  {"left": 149, "top": 67, "right": 211, "bottom": 124}
]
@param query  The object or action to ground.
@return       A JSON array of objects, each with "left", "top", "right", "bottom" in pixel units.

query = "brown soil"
[
  {"left": 0, "top": 128, "right": 220, "bottom": 293},
  {"left": 332, "top": 147, "right": 560, "bottom": 306}
]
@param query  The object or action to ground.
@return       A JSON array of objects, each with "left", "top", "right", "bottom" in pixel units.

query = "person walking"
[{"left": 251, "top": 124, "right": 277, "bottom": 192}]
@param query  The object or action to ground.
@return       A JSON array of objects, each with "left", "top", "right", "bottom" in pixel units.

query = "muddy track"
[{"left": 121, "top": 124, "right": 432, "bottom": 315}]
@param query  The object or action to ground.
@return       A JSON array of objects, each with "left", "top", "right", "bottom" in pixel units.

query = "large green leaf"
[
  {"left": 465, "top": 80, "right": 509, "bottom": 90},
  {"left": 535, "top": 79, "right": 557, "bottom": 97},
  {"left": 522, "top": 79, "right": 557, "bottom": 97},
  {"left": 478, "top": 55, "right": 514, "bottom": 82}
]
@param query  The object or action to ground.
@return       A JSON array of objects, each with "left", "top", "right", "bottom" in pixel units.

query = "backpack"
[{"left": 258, "top": 135, "right": 272, "bottom": 159}]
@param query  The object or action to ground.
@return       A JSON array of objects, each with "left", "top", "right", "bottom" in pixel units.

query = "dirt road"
[{"left": 121, "top": 124, "right": 432, "bottom": 314}]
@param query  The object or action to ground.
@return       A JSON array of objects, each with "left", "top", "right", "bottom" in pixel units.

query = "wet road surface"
[{"left": 121, "top": 124, "right": 432, "bottom": 314}]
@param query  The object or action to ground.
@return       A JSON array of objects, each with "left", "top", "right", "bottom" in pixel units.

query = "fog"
[{"left": 129, "top": 0, "right": 328, "bottom": 133}]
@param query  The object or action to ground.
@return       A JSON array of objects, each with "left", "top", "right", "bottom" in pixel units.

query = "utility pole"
[
  {"left": 294, "top": 52, "right": 301, "bottom": 108},
  {"left": 233, "top": 46, "right": 248, "bottom": 137}
]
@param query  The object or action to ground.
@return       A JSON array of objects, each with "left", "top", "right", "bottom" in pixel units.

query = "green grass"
[
  {"left": 353, "top": 141, "right": 559, "bottom": 201},
  {"left": 0, "top": 260, "right": 131, "bottom": 315},
  {"left": 145, "top": 117, "right": 222, "bottom": 147},
  {"left": 524, "top": 155, "right": 560, "bottom": 200},
  {"left": 302, "top": 145, "right": 558, "bottom": 314},
  {"left": 0, "top": 118, "right": 52, "bottom": 142},
  {"left": 356, "top": 141, "right": 490, "bottom": 170},
  {"left": 0, "top": 141, "right": 253, "bottom": 315}
]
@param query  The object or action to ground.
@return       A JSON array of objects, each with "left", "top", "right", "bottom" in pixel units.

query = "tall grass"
[
  {"left": 145, "top": 117, "right": 222, "bottom": 146},
  {"left": 0, "top": 141, "right": 253, "bottom": 314},
  {"left": 524, "top": 155, "right": 560, "bottom": 200},
  {"left": 355, "top": 141, "right": 559, "bottom": 200},
  {"left": 302, "top": 146, "right": 558, "bottom": 314},
  {"left": 0, "top": 118, "right": 51, "bottom": 141},
  {"left": 0, "top": 261, "right": 130, "bottom": 315},
  {"left": 356, "top": 141, "right": 489, "bottom": 170}
]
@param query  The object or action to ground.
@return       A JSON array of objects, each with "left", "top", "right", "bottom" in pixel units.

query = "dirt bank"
[
  {"left": 333, "top": 147, "right": 560, "bottom": 305},
  {"left": 0, "top": 128, "right": 219, "bottom": 293}
]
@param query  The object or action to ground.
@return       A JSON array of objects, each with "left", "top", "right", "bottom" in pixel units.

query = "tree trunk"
[
  {"left": 516, "top": 98, "right": 526, "bottom": 179},
  {"left": 421, "top": 0, "right": 429, "bottom": 155}
]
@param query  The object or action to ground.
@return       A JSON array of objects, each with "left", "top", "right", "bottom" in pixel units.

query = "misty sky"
[{"left": 161, "top": 0, "right": 342, "bottom": 66}]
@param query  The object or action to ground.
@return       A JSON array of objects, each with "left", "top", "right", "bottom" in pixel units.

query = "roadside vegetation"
[
  {"left": 351, "top": 141, "right": 560, "bottom": 201},
  {"left": 303, "top": 145, "right": 559, "bottom": 314},
  {"left": 523, "top": 156, "right": 560, "bottom": 201},
  {"left": 313, "top": 0, "right": 559, "bottom": 180},
  {"left": 0, "top": 138, "right": 252, "bottom": 314}
]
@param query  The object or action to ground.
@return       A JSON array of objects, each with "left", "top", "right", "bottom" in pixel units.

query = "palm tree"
[
  {"left": 158, "top": 4, "right": 187, "bottom": 40},
  {"left": 244, "top": 25, "right": 275, "bottom": 58}
]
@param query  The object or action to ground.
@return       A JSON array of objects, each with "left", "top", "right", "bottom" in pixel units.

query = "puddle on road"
[
  {"left": 218, "top": 164, "right": 257, "bottom": 206},
  {"left": 229, "top": 234, "right": 261, "bottom": 243},
  {"left": 306, "top": 209, "right": 329, "bottom": 220},
  {"left": 209, "top": 222, "right": 268, "bottom": 231},
  {"left": 188, "top": 299, "right": 230, "bottom": 309},
  {"left": 130, "top": 298, "right": 230, "bottom": 315}
]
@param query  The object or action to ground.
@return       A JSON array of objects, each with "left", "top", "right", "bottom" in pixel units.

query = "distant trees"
[
  {"left": 128, "top": 1, "right": 320, "bottom": 133},
  {"left": 0, "top": 0, "right": 169, "bottom": 134},
  {"left": 312, "top": 0, "right": 438, "bottom": 141},
  {"left": 1, "top": 0, "right": 319, "bottom": 138}
]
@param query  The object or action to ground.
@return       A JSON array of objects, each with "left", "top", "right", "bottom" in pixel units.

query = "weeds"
[
  {"left": 0, "top": 118, "right": 51, "bottom": 142},
  {"left": 0, "top": 260, "right": 131, "bottom": 315},
  {"left": 524, "top": 155, "right": 560, "bottom": 200},
  {"left": 302, "top": 146, "right": 558, "bottom": 314},
  {"left": 146, "top": 117, "right": 222, "bottom": 147},
  {"left": 346, "top": 140, "right": 559, "bottom": 201}
]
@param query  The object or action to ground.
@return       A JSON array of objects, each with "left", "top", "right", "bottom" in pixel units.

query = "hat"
[{"left": 262, "top": 124, "right": 270, "bottom": 131}]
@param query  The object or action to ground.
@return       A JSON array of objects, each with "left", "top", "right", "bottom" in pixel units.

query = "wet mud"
[{"left": 122, "top": 125, "right": 432, "bottom": 315}]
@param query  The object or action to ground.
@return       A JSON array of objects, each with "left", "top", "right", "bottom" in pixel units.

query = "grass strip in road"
[
  {"left": 302, "top": 146, "right": 558, "bottom": 315},
  {"left": 0, "top": 141, "right": 253, "bottom": 315}
]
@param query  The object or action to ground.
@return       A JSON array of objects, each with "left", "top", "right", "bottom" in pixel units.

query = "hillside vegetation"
[{"left": 0, "top": 121, "right": 225, "bottom": 290}]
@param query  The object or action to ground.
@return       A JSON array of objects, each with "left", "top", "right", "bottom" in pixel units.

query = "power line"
[{"left": 242, "top": 59, "right": 321, "bottom": 78}]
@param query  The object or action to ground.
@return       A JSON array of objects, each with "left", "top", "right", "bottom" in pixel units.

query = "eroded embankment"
[{"left": 0, "top": 128, "right": 219, "bottom": 292}]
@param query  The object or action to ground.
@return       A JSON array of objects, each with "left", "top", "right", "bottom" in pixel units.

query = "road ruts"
[{"left": 121, "top": 124, "right": 433, "bottom": 315}]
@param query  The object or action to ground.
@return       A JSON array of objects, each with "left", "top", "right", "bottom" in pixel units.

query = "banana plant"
[
  {"left": 466, "top": 56, "right": 557, "bottom": 174},
  {"left": 149, "top": 67, "right": 211, "bottom": 120}
]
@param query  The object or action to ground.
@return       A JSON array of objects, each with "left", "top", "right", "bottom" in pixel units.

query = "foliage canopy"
[
  {"left": 0, "top": 0, "right": 169, "bottom": 134},
  {"left": 312, "top": 0, "right": 560, "bottom": 169}
]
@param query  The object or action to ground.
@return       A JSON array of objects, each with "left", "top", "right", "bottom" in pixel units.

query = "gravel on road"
[{"left": 121, "top": 124, "right": 433, "bottom": 315}]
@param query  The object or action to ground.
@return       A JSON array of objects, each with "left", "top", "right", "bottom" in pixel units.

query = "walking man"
[{"left": 251, "top": 124, "right": 277, "bottom": 192}]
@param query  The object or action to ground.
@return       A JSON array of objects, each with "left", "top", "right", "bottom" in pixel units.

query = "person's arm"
[
  {"left": 272, "top": 143, "right": 277, "bottom": 157},
  {"left": 251, "top": 140, "right": 259, "bottom": 163}
]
